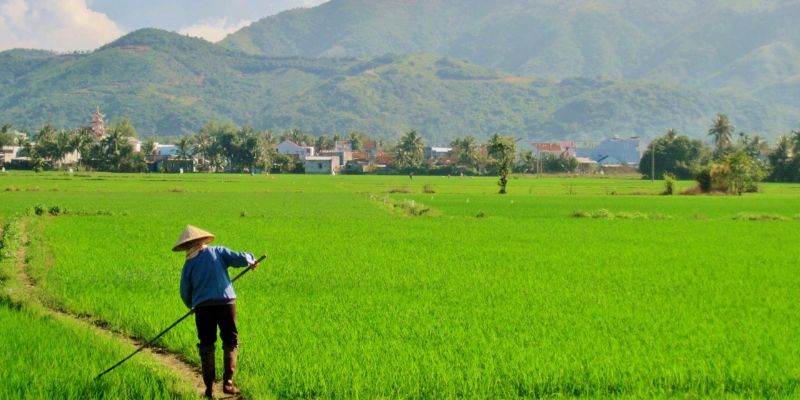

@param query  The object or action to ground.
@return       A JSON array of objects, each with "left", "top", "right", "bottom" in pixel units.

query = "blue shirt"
[{"left": 180, "top": 246, "right": 255, "bottom": 309}]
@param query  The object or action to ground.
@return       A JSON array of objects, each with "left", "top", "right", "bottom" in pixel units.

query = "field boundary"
[{"left": 6, "top": 218, "right": 222, "bottom": 399}]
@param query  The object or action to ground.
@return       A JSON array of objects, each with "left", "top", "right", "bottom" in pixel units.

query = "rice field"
[{"left": 1, "top": 172, "right": 799, "bottom": 399}]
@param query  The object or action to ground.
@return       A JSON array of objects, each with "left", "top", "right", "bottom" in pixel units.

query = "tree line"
[
  {"left": 4, "top": 113, "right": 800, "bottom": 192},
  {"left": 639, "top": 114, "right": 799, "bottom": 194}
]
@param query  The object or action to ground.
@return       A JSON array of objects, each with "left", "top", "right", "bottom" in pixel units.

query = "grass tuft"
[
  {"left": 572, "top": 209, "right": 672, "bottom": 220},
  {"left": 733, "top": 213, "right": 789, "bottom": 221}
]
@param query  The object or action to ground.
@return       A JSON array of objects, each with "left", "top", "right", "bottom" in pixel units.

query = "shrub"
[
  {"left": 663, "top": 173, "right": 676, "bottom": 195},
  {"left": 695, "top": 167, "right": 712, "bottom": 193},
  {"left": 733, "top": 213, "right": 788, "bottom": 221}
]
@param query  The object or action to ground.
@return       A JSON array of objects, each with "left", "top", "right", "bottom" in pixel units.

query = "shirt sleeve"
[
  {"left": 180, "top": 264, "right": 192, "bottom": 308},
  {"left": 217, "top": 247, "right": 255, "bottom": 268}
]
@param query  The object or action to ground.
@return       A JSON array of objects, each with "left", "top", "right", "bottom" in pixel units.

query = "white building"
[
  {"left": 278, "top": 140, "right": 315, "bottom": 160},
  {"left": 304, "top": 156, "right": 339, "bottom": 175},
  {"left": 1, "top": 146, "right": 20, "bottom": 164},
  {"left": 425, "top": 147, "right": 453, "bottom": 160}
]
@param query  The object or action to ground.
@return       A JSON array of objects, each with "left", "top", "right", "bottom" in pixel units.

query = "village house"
[
  {"left": 319, "top": 149, "right": 352, "bottom": 167},
  {"left": 424, "top": 146, "right": 453, "bottom": 161},
  {"left": 576, "top": 136, "right": 645, "bottom": 166},
  {"left": 532, "top": 140, "right": 577, "bottom": 157},
  {"left": 277, "top": 140, "right": 315, "bottom": 160},
  {"left": 304, "top": 156, "right": 339, "bottom": 174},
  {"left": 1, "top": 145, "right": 20, "bottom": 165}
]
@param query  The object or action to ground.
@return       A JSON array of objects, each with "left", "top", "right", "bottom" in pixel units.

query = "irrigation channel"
[{"left": 9, "top": 219, "right": 238, "bottom": 399}]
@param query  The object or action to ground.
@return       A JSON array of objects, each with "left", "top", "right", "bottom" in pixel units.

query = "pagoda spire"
[{"left": 91, "top": 107, "right": 107, "bottom": 139}]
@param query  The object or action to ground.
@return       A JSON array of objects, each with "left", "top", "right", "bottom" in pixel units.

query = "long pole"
[
  {"left": 95, "top": 254, "right": 266, "bottom": 380},
  {"left": 651, "top": 143, "right": 655, "bottom": 182}
]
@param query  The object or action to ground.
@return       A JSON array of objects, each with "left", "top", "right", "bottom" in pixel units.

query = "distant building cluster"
[{"left": 1, "top": 107, "right": 647, "bottom": 175}]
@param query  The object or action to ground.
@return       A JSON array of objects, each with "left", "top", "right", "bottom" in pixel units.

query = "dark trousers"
[{"left": 195, "top": 303, "right": 238, "bottom": 349}]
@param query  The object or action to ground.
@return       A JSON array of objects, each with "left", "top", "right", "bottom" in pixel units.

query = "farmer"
[{"left": 173, "top": 225, "right": 257, "bottom": 398}]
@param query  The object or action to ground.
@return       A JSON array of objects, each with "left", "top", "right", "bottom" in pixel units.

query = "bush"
[
  {"left": 695, "top": 167, "right": 712, "bottom": 193},
  {"left": 663, "top": 173, "right": 676, "bottom": 195}
]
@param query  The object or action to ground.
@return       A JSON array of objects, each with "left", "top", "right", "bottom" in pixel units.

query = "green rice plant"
[{"left": 1, "top": 173, "right": 799, "bottom": 398}]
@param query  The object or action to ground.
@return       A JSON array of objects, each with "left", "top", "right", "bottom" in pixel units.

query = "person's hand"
[
  {"left": 249, "top": 262, "right": 259, "bottom": 270},
  {"left": 190, "top": 308, "right": 196, "bottom": 315}
]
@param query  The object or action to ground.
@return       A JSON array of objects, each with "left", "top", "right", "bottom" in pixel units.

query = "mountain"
[
  {"left": 0, "top": 29, "right": 797, "bottom": 142},
  {"left": 221, "top": 0, "right": 800, "bottom": 96}
]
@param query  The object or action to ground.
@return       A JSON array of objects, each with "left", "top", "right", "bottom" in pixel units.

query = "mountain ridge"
[{"left": 0, "top": 28, "right": 797, "bottom": 142}]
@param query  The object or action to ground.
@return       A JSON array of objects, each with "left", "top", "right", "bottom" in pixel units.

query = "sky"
[{"left": 0, "top": 0, "right": 329, "bottom": 52}]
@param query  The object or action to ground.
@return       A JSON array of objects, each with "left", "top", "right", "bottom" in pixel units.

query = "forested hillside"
[
  {"left": 1, "top": 28, "right": 797, "bottom": 141},
  {"left": 222, "top": 0, "right": 800, "bottom": 97}
]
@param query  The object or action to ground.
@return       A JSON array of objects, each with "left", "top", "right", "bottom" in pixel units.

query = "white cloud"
[
  {"left": 179, "top": 17, "right": 252, "bottom": 43},
  {"left": 0, "top": 0, "right": 123, "bottom": 52}
]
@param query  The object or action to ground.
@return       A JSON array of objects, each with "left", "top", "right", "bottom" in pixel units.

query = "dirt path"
[{"left": 13, "top": 220, "right": 238, "bottom": 399}]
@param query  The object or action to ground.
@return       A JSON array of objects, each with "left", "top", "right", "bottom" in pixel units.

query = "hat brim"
[{"left": 172, "top": 236, "right": 214, "bottom": 252}]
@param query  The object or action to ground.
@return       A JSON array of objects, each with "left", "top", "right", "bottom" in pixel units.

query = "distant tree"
[
  {"left": 516, "top": 149, "right": 536, "bottom": 173},
  {"left": 768, "top": 130, "right": 799, "bottom": 182},
  {"left": 315, "top": 135, "right": 333, "bottom": 152},
  {"left": 141, "top": 138, "right": 157, "bottom": 163},
  {"left": 395, "top": 130, "right": 425, "bottom": 170},
  {"left": 488, "top": 133, "right": 517, "bottom": 194},
  {"left": 720, "top": 149, "right": 767, "bottom": 195},
  {"left": 102, "top": 128, "right": 133, "bottom": 172},
  {"left": 176, "top": 137, "right": 194, "bottom": 161},
  {"left": 112, "top": 117, "right": 138, "bottom": 138},
  {"left": 450, "top": 136, "right": 479, "bottom": 170},
  {"left": 708, "top": 114, "right": 735, "bottom": 158},
  {"left": 640, "top": 129, "right": 710, "bottom": 179},
  {"left": 23, "top": 141, "right": 45, "bottom": 172},
  {"left": 70, "top": 128, "right": 96, "bottom": 168},
  {"left": 348, "top": 131, "right": 364, "bottom": 151},
  {"left": 0, "top": 123, "right": 13, "bottom": 146}
]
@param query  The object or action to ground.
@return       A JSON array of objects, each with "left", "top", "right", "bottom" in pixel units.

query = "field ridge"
[{"left": 7, "top": 218, "right": 216, "bottom": 398}]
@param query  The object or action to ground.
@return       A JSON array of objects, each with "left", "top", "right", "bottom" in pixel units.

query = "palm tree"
[
  {"left": 665, "top": 128, "right": 678, "bottom": 141},
  {"left": 395, "top": 130, "right": 425, "bottom": 169},
  {"left": 103, "top": 129, "right": 128, "bottom": 172},
  {"left": 348, "top": 131, "right": 364, "bottom": 151},
  {"left": 708, "top": 114, "right": 734, "bottom": 155},
  {"left": 450, "top": 136, "right": 479, "bottom": 169},
  {"left": 141, "top": 138, "right": 157, "bottom": 163},
  {"left": 176, "top": 137, "right": 193, "bottom": 161}
]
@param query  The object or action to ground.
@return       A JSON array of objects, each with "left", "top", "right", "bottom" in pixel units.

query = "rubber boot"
[
  {"left": 222, "top": 345, "right": 241, "bottom": 395},
  {"left": 198, "top": 344, "right": 216, "bottom": 398}
]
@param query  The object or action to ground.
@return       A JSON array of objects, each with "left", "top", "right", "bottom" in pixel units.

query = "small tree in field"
[{"left": 488, "top": 134, "right": 517, "bottom": 194}]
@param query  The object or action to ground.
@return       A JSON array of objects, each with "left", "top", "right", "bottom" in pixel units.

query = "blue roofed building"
[{"left": 576, "top": 136, "right": 646, "bottom": 166}]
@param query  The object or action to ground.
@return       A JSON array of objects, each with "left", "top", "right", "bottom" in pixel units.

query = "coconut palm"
[
  {"left": 395, "top": 130, "right": 425, "bottom": 169},
  {"left": 450, "top": 135, "right": 479, "bottom": 169},
  {"left": 665, "top": 128, "right": 678, "bottom": 140},
  {"left": 708, "top": 114, "right": 734, "bottom": 155},
  {"left": 176, "top": 137, "right": 193, "bottom": 161}
]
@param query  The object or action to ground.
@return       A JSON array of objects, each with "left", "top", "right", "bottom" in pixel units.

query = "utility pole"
[{"left": 651, "top": 143, "right": 655, "bottom": 182}]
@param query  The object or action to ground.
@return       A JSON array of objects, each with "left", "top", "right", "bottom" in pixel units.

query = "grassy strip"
[
  {"left": 0, "top": 218, "right": 198, "bottom": 399},
  {"left": 369, "top": 194, "right": 441, "bottom": 217},
  {"left": 572, "top": 209, "right": 673, "bottom": 220}
]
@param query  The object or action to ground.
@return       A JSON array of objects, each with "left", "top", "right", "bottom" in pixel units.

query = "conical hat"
[{"left": 172, "top": 225, "right": 215, "bottom": 252}]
